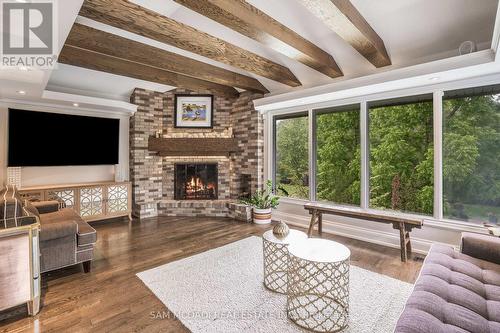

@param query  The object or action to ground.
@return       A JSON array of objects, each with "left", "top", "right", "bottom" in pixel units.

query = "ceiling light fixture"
[
  {"left": 73, "top": 103, "right": 79, "bottom": 107},
  {"left": 429, "top": 77, "right": 440, "bottom": 81},
  {"left": 17, "top": 90, "right": 26, "bottom": 95}
]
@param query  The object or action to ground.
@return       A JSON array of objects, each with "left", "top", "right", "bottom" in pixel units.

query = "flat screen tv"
[{"left": 8, "top": 109, "right": 120, "bottom": 167}]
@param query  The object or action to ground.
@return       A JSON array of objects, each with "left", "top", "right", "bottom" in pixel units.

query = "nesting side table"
[
  {"left": 262, "top": 229, "right": 307, "bottom": 294},
  {"left": 287, "top": 238, "right": 351, "bottom": 333}
]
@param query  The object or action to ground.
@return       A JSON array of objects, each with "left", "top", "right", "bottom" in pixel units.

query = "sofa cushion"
[
  {"left": 32, "top": 200, "right": 60, "bottom": 214},
  {"left": 40, "top": 208, "right": 96, "bottom": 245},
  {"left": 40, "top": 220, "right": 77, "bottom": 242},
  {"left": 395, "top": 244, "right": 500, "bottom": 333},
  {"left": 0, "top": 185, "right": 24, "bottom": 219},
  {"left": 39, "top": 208, "right": 80, "bottom": 224}
]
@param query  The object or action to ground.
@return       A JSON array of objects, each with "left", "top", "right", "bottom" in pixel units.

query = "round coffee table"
[
  {"left": 287, "top": 238, "right": 351, "bottom": 332},
  {"left": 262, "top": 229, "right": 307, "bottom": 294}
]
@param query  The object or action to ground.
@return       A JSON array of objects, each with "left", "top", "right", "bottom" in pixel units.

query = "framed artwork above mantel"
[{"left": 174, "top": 94, "right": 214, "bottom": 128}]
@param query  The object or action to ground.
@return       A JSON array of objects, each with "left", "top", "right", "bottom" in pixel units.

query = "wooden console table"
[
  {"left": 19, "top": 181, "right": 132, "bottom": 222},
  {"left": 304, "top": 203, "right": 423, "bottom": 262}
]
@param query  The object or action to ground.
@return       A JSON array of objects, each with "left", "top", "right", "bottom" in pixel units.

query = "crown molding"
[
  {"left": 0, "top": 93, "right": 136, "bottom": 118},
  {"left": 254, "top": 49, "right": 500, "bottom": 112}
]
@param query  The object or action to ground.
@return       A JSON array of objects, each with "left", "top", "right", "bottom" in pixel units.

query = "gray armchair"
[{"left": 0, "top": 186, "right": 97, "bottom": 273}]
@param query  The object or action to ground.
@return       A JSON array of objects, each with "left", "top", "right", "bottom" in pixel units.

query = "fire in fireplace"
[{"left": 175, "top": 163, "right": 218, "bottom": 200}]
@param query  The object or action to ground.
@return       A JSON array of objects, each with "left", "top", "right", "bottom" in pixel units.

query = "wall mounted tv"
[{"left": 8, "top": 109, "right": 120, "bottom": 167}]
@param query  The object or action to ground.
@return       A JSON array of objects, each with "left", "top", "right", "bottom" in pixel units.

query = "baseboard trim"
[{"left": 273, "top": 211, "right": 454, "bottom": 255}]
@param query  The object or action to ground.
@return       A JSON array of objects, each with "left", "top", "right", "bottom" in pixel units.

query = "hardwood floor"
[{"left": 0, "top": 216, "right": 424, "bottom": 333}]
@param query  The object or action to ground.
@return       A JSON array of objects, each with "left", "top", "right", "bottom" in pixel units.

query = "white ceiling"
[
  {"left": 2, "top": 0, "right": 499, "bottom": 107},
  {"left": 0, "top": 0, "right": 83, "bottom": 100},
  {"left": 48, "top": 64, "right": 175, "bottom": 101}
]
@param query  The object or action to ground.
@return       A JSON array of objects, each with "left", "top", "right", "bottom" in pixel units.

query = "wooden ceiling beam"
[
  {"left": 297, "top": 0, "right": 391, "bottom": 68},
  {"left": 58, "top": 45, "right": 240, "bottom": 98},
  {"left": 65, "top": 24, "right": 269, "bottom": 94},
  {"left": 173, "top": 0, "right": 343, "bottom": 79},
  {"left": 79, "top": 0, "right": 301, "bottom": 87}
]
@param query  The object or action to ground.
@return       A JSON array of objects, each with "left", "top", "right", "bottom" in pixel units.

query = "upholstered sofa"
[
  {"left": 0, "top": 185, "right": 97, "bottom": 273},
  {"left": 395, "top": 232, "right": 500, "bottom": 333}
]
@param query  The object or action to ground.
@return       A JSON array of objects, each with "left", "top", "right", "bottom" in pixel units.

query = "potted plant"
[{"left": 240, "top": 180, "right": 283, "bottom": 224}]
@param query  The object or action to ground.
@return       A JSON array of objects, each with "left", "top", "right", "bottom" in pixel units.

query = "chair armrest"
[
  {"left": 461, "top": 232, "right": 500, "bottom": 265},
  {"left": 32, "top": 201, "right": 60, "bottom": 214}
]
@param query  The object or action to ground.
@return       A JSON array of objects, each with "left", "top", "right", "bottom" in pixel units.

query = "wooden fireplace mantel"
[{"left": 148, "top": 137, "right": 240, "bottom": 156}]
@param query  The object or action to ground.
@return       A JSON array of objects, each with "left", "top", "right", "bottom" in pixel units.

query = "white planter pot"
[{"left": 253, "top": 208, "right": 272, "bottom": 224}]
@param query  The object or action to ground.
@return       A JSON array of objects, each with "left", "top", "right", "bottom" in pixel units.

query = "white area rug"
[{"left": 137, "top": 236, "right": 413, "bottom": 333}]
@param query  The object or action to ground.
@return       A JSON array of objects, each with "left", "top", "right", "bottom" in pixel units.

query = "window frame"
[
  {"left": 272, "top": 111, "right": 309, "bottom": 199},
  {"left": 266, "top": 80, "right": 499, "bottom": 229}
]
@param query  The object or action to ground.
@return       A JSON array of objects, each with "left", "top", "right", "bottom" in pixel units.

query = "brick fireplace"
[{"left": 129, "top": 88, "right": 264, "bottom": 220}]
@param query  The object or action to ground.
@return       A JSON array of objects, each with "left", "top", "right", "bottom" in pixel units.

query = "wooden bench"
[{"left": 304, "top": 203, "right": 424, "bottom": 262}]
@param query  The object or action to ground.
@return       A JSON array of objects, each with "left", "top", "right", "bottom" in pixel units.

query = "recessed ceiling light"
[
  {"left": 17, "top": 90, "right": 26, "bottom": 95},
  {"left": 429, "top": 77, "right": 440, "bottom": 81},
  {"left": 73, "top": 103, "right": 79, "bottom": 107}
]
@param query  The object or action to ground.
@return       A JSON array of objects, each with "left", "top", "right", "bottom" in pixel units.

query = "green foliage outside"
[
  {"left": 369, "top": 101, "right": 434, "bottom": 215},
  {"left": 279, "top": 184, "right": 309, "bottom": 199},
  {"left": 443, "top": 95, "right": 500, "bottom": 223},
  {"left": 275, "top": 117, "right": 309, "bottom": 199},
  {"left": 274, "top": 94, "right": 499, "bottom": 224},
  {"left": 316, "top": 109, "right": 360, "bottom": 205}
]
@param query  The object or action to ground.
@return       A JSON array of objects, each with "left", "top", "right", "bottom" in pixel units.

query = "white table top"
[
  {"left": 288, "top": 238, "right": 351, "bottom": 263},
  {"left": 263, "top": 229, "right": 307, "bottom": 245}
]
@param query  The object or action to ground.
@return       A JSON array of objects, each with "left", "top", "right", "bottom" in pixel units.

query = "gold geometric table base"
[
  {"left": 287, "top": 239, "right": 350, "bottom": 332},
  {"left": 262, "top": 229, "right": 308, "bottom": 294}
]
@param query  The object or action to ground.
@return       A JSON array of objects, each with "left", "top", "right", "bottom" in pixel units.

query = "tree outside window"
[
  {"left": 315, "top": 105, "right": 361, "bottom": 206},
  {"left": 369, "top": 96, "right": 434, "bottom": 215},
  {"left": 274, "top": 114, "right": 309, "bottom": 199},
  {"left": 443, "top": 86, "right": 500, "bottom": 225}
]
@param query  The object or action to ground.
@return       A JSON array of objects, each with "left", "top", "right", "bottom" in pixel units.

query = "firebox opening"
[{"left": 174, "top": 163, "right": 218, "bottom": 200}]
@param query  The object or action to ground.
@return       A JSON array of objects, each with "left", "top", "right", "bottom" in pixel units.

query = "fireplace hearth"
[{"left": 175, "top": 163, "right": 218, "bottom": 200}]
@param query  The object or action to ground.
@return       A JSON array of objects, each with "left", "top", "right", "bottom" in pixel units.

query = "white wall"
[
  {"left": 20, "top": 165, "right": 116, "bottom": 187},
  {"left": 272, "top": 201, "right": 481, "bottom": 254},
  {"left": 0, "top": 105, "right": 130, "bottom": 188},
  {"left": 0, "top": 107, "right": 7, "bottom": 186}
]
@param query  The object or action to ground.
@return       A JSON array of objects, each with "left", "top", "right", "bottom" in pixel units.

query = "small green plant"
[{"left": 240, "top": 180, "right": 283, "bottom": 209}]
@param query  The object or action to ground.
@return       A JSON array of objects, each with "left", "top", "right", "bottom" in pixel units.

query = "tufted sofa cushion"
[{"left": 395, "top": 244, "right": 500, "bottom": 333}]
